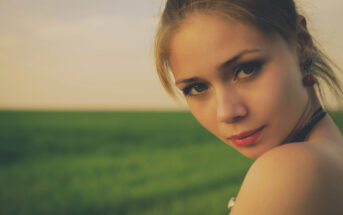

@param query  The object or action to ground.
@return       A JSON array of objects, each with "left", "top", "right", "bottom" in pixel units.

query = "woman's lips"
[{"left": 228, "top": 126, "right": 265, "bottom": 147}]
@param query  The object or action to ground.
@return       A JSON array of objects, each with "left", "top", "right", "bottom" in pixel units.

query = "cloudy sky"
[{"left": 0, "top": 0, "right": 342, "bottom": 110}]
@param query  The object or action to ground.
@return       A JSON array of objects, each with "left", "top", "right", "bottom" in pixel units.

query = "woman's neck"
[{"left": 307, "top": 114, "right": 343, "bottom": 144}]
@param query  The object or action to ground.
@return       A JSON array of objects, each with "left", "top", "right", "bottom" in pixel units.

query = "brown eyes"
[
  {"left": 182, "top": 83, "right": 208, "bottom": 96},
  {"left": 182, "top": 61, "right": 264, "bottom": 97},
  {"left": 234, "top": 61, "right": 263, "bottom": 80}
]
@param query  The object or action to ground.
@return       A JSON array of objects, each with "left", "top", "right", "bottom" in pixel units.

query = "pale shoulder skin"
[
  {"left": 231, "top": 115, "right": 343, "bottom": 215},
  {"left": 167, "top": 10, "right": 343, "bottom": 214}
]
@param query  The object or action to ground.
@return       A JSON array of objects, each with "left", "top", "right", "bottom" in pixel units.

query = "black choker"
[{"left": 288, "top": 107, "right": 326, "bottom": 142}]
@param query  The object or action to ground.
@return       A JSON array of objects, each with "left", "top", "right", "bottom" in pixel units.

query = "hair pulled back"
[{"left": 154, "top": 0, "right": 343, "bottom": 108}]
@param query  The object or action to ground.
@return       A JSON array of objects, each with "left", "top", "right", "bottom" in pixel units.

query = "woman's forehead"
[{"left": 169, "top": 14, "right": 276, "bottom": 76}]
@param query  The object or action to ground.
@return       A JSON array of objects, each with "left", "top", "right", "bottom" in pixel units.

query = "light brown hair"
[{"left": 154, "top": 0, "right": 343, "bottom": 108}]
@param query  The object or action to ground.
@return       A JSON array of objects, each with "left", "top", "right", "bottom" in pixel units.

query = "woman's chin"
[{"left": 231, "top": 140, "right": 281, "bottom": 159}]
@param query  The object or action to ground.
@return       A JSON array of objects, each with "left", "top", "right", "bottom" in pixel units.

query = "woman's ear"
[{"left": 296, "top": 15, "right": 313, "bottom": 64}]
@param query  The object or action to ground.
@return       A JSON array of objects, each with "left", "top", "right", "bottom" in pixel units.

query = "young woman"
[{"left": 154, "top": 0, "right": 343, "bottom": 214}]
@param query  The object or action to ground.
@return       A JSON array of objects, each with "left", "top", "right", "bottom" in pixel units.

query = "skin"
[
  {"left": 170, "top": 14, "right": 314, "bottom": 159},
  {"left": 168, "top": 13, "right": 343, "bottom": 214}
]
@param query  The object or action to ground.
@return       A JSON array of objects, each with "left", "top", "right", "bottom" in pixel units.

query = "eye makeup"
[
  {"left": 182, "top": 82, "right": 208, "bottom": 96},
  {"left": 180, "top": 58, "right": 267, "bottom": 97},
  {"left": 233, "top": 60, "right": 264, "bottom": 81}
]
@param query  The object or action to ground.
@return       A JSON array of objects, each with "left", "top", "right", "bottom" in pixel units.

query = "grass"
[{"left": 0, "top": 110, "right": 342, "bottom": 215}]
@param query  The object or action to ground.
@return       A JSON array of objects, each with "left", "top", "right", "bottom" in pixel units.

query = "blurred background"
[
  {"left": 1, "top": 0, "right": 343, "bottom": 111},
  {"left": 0, "top": 0, "right": 342, "bottom": 215}
]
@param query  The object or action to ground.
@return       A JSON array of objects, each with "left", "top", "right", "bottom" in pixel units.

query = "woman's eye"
[
  {"left": 182, "top": 83, "right": 208, "bottom": 96},
  {"left": 234, "top": 62, "right": 262, "bottom": 80}
]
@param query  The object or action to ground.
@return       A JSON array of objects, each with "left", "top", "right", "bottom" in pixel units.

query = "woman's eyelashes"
[
  {"left": 182, "top": 82, "right": 208, "bottom": 97},
  {"left": 181, "top": 60, "right": 264, "bottom": 97},
  {"left": 233, "top": 61, "right": 263, "bottom": 81}
]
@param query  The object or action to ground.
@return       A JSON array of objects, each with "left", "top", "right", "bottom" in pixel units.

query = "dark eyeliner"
[
  {"left": 182, "top": 84, "right": 193, "bottom": 95},
  {"left": 182, "top": 82, "right": 199, "bottom": 95},
  {"left": 182, "top": 82, "right": 208, "bottom": 96},
  {"left": 234, "top": 60, "right": 264, "bottom": 79}
]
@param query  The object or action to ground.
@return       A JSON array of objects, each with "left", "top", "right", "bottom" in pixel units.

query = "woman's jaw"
[{"left": 169, "top": 14, "right": 317, "bottom": 159}]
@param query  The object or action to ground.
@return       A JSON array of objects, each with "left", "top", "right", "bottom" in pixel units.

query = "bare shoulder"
[
  {"left": 253, "top": 141, "right": 322, "bottom": 174},
  {"left": 231, "top": 142, "right": 343, "bottom": 215}
]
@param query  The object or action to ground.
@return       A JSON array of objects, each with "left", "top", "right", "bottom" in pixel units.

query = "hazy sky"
[{"left": 1, "top": 0, "right": 342, "bottom": 110}]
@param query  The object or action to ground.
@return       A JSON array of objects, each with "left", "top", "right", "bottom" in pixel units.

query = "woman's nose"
[{"left": 216, "top": 88, "right": 248, "bottom": 123}]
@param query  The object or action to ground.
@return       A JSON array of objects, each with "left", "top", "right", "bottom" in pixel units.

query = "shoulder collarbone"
[{"left": 231, "top": 144, "right": 326, "bottom": 215}]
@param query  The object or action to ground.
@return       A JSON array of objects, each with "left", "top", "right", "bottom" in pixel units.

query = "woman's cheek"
[
  {"left": 257, "top": 64, "right": 288, "bottom": 112},
  {"left": 189, "top": 100, "right": 219, "bottom": 136}
]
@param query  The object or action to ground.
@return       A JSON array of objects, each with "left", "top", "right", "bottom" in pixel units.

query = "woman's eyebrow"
[
  {"left": 175, "top": 49, "right": 261, "bottom": 86},
  {"left": 175, "top": 77, "right": 200, "bottom": 86},
  {"left": 217, "top": 49, "right": 261, "bottom": 71}
]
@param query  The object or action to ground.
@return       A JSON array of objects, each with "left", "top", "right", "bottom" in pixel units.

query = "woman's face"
[{"left": 169, "top": 14, "right": 310, "bottom": 158}]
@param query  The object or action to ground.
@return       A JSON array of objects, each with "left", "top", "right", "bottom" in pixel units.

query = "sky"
[{"left": 0, "top": 0, "right": 342, "bottom": 110}]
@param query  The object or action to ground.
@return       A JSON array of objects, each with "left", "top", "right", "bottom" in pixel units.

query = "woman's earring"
[{"left": 302, "top": 59, "right": 317, "bottom": 86}]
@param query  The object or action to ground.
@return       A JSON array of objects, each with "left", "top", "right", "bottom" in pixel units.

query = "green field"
[{"left": 0, "top": 111, "right": 342, "bottom": 215}]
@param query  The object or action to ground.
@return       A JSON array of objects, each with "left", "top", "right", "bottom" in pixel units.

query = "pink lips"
[{"left": 228, "top": 126, "right": 265, "bottom": 147}]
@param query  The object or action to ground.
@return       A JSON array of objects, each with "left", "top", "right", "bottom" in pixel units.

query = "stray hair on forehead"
[{"left": 154, "top": 0, "right": 343, "bottom": 108}]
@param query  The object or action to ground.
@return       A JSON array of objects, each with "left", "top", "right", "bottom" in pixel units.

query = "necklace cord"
[{"left": 288, "top": 107, "right": 326, "bottom": 142}]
